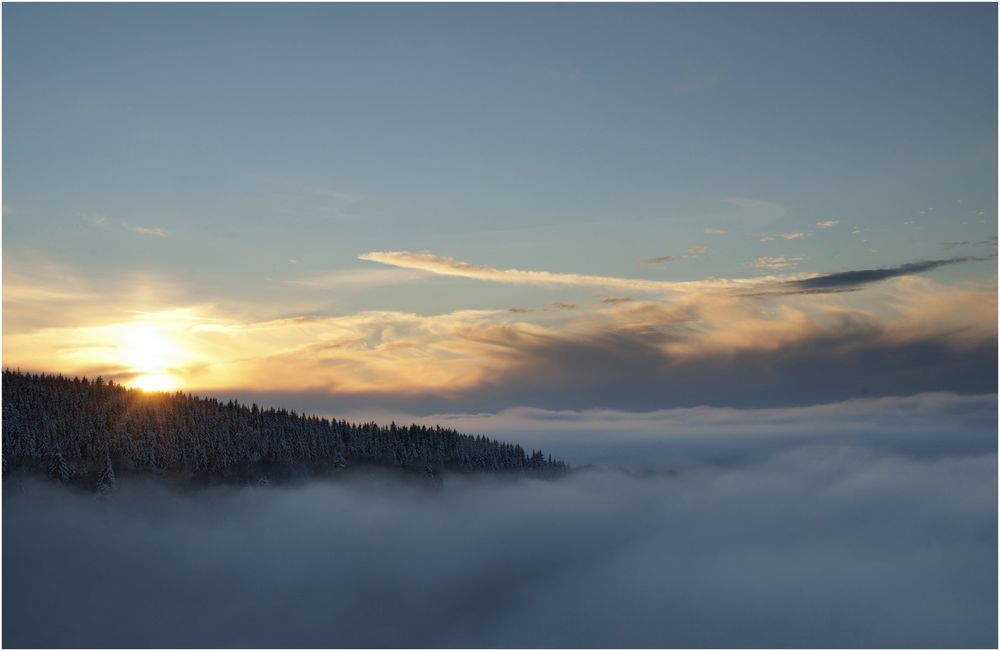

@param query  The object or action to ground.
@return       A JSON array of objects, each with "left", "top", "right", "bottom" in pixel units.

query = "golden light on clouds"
[{"left": 2, "top": 257, "right": 995, "bottom": 400}]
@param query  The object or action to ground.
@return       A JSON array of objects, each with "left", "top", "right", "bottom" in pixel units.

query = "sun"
[
  {"left": 123, "top": 323, "right": 181, "bottom": 392},
  {"left": 132, "top": 373, "right": 178, "bottom": 392}
]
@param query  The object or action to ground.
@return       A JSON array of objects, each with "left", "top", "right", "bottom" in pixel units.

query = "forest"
[{"left": 2, "top": 369, "right": 566, "bottom": 490}]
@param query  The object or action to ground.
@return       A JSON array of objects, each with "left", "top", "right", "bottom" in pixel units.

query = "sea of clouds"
[{"left": 3, "top": 392, "right": 997, "bottom": 648}]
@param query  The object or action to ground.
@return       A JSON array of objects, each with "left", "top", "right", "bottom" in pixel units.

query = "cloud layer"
[
  {"left": 382, "top": 392, "right": 998, "bottom": 467},
  {"left": 4, "top": 251, "right": 995, "bottom": 411},
  {"left": 5, "top": 425, "right": 996, "bottom": 648}
]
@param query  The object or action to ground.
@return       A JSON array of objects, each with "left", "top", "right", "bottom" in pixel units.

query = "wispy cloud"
[
  {"left": 759, "top": 232, "right": 805, "bottom": 242},
  {"left": 81, "top": 213, "right": 167, "bottom": 237},
  {"left": 361, "top": 251, "right": 683, "bottom": 294},
  {"left": 123, "top": 223, "right": 169, "bottom": 238},
  {"left": 704, "top": 227, "right": 726, "bottom": 235},
  {"left": 359, "top": 251, "right": 777, "bottom": 296},
  {"left": 938, "top": 241, "right": 972, "bottom": 251},
  {"left": 283, "top": 268, "right": 430, "bottom": 290},
  {"left": 360, "top": 250, "right": 989, "bottom": 304},
  {"left": 752, "top": 256, "right": 804, "bottom": 270},
  {"left": 938, "top": 239, "right": 997, "bottom": 251},
  {"left": 815, "top": 220, "right": 840, "bottom": 229},
  {"left": 642, "top": 247, "right": 705, "bottom": 266}
]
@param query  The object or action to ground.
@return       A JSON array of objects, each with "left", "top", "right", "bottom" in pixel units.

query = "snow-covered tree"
[
  {"left": 96, "top": 457, "right": 116, "bottom": 494},
  {"left": 1, "top": 369, "right": 567, "bottom": 488},
  {"left": 48, "top": 452, "right": 72, "bottom": 482}
]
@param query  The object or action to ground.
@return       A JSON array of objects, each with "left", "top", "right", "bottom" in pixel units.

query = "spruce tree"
[
  {"left": 48, "top": 452, "right": 72, "bottom": 482},
  {"left": 96, "top": 457, "right": 116, "bottom": 494}
]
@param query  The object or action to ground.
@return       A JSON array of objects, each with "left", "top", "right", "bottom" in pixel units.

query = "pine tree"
[
  {"left": 1, "top": 369, "right": 566, "bottom": 485},
  {"left": 96, "top": 457, "right": 116, "bottom": 494},
  {"left": 48, "top": 452, "right": 72, "bottom": 482}
]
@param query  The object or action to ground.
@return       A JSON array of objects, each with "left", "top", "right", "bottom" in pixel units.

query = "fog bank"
[{"left": 4, "top": 439, "right": 996, "bottom": 647}]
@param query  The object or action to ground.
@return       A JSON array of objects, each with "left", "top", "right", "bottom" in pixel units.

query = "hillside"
[{"left": 2, "top": 369, "right": 565, "bottom": 489}]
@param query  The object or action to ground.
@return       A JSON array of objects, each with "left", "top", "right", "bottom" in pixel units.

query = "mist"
[{"left": 4, "top": 423, "right": 996, "bottom": 648}]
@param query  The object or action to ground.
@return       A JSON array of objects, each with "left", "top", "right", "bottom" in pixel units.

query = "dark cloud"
[
  {"left": 4, "top": 430, "right": 996, "bottom": 648},
  {"left": 774, "top": 255, "right": 993, "bottom": 294},
  {"left": 211, "top": 322, "right": 997, "bottom": 415},
  {"left": 938, "top": 240, "right": 973, "bottom": 250},
  {"left": 551, "top": 301, "right": 578, "bottom": 310},
  {"left": 602, "top": 297, "right": 634, "bottom": 304},
  {"left": 453, "top": 324, "right": 996, "bottom": 413}
]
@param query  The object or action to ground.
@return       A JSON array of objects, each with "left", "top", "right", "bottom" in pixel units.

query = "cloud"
[
  {"left": 759, "top": 232, "right": 805, "bottom": 242},
  {"left": 641, "top": 255, "right": 677, "bottom": 265},
  {"left": 753, "top": 255, "right": 804, "bottom": 270},
  {"left": 430, "top": 317, "right": 997, "bottom": 413},
  {"left": 361, "top": 251, "right": 989, "bottom": 306},
  {"left": 202, "top": 276, "right": 996, "bottom": 415},
  {"left": 704, "top": 227, "right": 726, "bottom": 235},
  {"left": 359, "top": 251, "right": 769, "bottom": 296},
  {"left": 79, "top": 214, "right": 167, "bottom": 237},
  {"left": 4, "top": 420, "right": 996, "bottom": 648},
  {"left": 7, "top": 253, "right": 995, "bottom": 413},
  {"left": 776, "top": 256, "right": 993, "bottom": 293},
  {"left": 389, "top": 392, "right": 998, "bottom": 467},
  {"left": 642, "top": 247, "right": 704, "bottom": 265},
  {"left": 122, "top": 222, "right": 169, "bottom": 237},
  {"left": 938, "top": 240, "right": 997, "bottom": 251},
  {"left": 283, "top": 268, "right": 430, "bottom": 290},
  {"left": 815, "top": 220, "right": 841, "bottom": 229}
]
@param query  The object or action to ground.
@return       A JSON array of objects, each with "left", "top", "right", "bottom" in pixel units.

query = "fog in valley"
[{"left": 5, "top": 394, "right": 996, "bottom": 648}]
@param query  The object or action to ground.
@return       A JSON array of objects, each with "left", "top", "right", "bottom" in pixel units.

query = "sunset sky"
[{"left": 3, "top": 4, "right": 996, "bottom": 461}]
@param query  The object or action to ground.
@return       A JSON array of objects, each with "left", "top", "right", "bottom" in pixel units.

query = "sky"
[{"left": 2, "top": 4, "right": 997, "bottom": 463}]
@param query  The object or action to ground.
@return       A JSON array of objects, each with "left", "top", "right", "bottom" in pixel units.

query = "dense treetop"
[{"left": 2, "top": 369, "right": 565, "bottom": 488}]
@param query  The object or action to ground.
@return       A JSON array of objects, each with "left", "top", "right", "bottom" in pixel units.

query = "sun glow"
[
  {"left": 132, "top": 373, "right": 178, "bottom": 392},
  {"left": 124, "top": 324, "right": 181, "bottom": 392}
]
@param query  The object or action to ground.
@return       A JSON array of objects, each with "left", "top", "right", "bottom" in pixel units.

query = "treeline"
[{"left": 2, "top": 370, "right": 566, "bottom": 488}]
